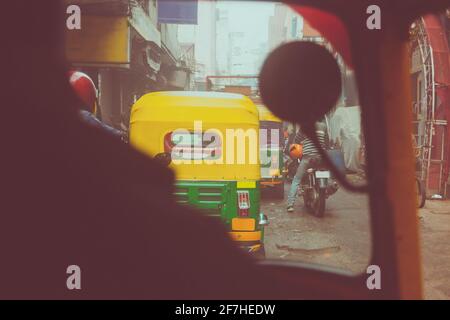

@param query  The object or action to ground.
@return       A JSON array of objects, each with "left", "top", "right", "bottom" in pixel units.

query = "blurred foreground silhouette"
[{"left": 0, "top": 2, "right": 279, "bottom": 299}]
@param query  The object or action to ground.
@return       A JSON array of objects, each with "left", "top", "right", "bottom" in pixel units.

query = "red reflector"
[{"left": 237, "top": 191, "right": 250, "bottom": 217}]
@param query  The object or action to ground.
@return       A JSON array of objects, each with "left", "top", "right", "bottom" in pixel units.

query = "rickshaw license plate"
[
  {"left": 232, "top": 218, "right": 256, "bottom": 231},
  {"left": 315, "top": 171, "right": 331, "bottom": 178}
]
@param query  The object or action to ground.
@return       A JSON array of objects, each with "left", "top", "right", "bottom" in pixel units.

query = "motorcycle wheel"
[
  {"left": 303, "top": 192, "right": 311, "bottom": 210},
  {"left": 416, "top": 178, "right": 426, "bottom": 208},
  {"left": 313, "top": 189, "right": 326, "bottom": 217}
]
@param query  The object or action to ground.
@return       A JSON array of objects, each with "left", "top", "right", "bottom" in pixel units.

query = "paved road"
[{"left": 261, "top": 179, "right": 450, "bottom": 299}]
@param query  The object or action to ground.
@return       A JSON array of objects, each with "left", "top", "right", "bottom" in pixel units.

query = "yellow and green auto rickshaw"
[
  {"left": 257, "top": 105, "right": 284, "bottom": 199},
  {"left": 129, "top": 91, "right": 268, "bottom": 257}
]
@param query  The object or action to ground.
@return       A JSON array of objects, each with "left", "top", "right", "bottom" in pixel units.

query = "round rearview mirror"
[{"left": 259, "top": 41, "right": 342, "bottom": 130}]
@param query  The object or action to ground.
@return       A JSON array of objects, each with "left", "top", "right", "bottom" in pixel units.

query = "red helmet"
[{"left": 68, "top": 70, "right": 97, "bottom": 112}]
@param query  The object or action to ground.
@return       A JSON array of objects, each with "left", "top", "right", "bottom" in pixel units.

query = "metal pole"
[{"left": 426, "top": 45, "right": 435, "bottom": 193}]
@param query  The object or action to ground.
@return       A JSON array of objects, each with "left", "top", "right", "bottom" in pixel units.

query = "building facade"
[{"left": 65, "top": 0, "right": 194, "bottom": 131}]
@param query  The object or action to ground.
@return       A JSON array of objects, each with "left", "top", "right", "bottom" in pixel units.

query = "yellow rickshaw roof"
[
  {"left": 257, "top": 105, "right": 282, "bottom": 123},
  {"left": 130, "top": 91, "right": 259, "bottom": 124}
]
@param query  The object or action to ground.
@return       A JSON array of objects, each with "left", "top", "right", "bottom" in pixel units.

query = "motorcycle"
[{"left": 298, "top": 157, "right": 339, "bottom": 217}]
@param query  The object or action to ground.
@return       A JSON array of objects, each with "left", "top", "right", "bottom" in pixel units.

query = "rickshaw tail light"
[
  {"left": 164, "top": 132, "right": 174, "bottom": 153},
  {"left": 237, "top": 191, "right": 250, "bottom": 217}
]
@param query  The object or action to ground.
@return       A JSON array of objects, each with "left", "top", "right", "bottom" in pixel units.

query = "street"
[{"left": 262, "top": 177, "right": 450, "bottom": 299}]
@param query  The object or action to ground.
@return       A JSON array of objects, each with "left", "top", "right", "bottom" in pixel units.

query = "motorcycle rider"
[
  {"left": 68, "top": 70, "right": 124, "bottom": 140},
  {"left": 287, "top": 121, "right": 329, "bottom": 212}
]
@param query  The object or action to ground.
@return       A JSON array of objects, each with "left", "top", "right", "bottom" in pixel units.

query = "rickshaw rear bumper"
[
  {"left": 229, "top": 230, "right": 262, "bottom": 242},
  {"left": 228, "top": 231, "right": 264, "bottom": 255}
]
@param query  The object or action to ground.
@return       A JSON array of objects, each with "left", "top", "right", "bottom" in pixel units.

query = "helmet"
[
  {"left": 289, "top": 144, "right": 303, "bottom": 159},
  {"left": 68, "top": 70, "right": 97, "bottom": 113}
]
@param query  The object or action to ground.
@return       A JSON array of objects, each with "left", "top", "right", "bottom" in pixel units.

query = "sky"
[
  {"left": 178, "top": 1, "right": 290, "bottom": 77},
  {"left": 217, "top": 1, "right": 275, "bottom": 45}
]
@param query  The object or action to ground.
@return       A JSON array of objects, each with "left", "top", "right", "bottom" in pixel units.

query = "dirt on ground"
[{"left": 262, "top": 179, "right": 450, "bottom": 299}]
